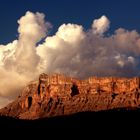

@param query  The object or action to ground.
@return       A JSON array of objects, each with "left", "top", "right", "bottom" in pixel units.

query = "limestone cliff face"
[{"left": 0, "top": 73, "right": 140, "bottom": 120}]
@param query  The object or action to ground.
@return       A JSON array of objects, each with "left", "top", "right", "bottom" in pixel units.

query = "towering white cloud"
[
  {"left": 92, "top": 15, "right": 110, "bottom": 35},
  {"left": 0, "top": 13, "right": 140, "bottom": 108},
  {"left": 14, "top": 11, "right": 49, "bottom": 72},
  {"left": 0, "top": 11, "right": 50, "bottom": 108}
]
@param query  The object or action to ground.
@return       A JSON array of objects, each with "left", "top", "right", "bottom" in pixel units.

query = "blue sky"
[{"left": 0, "top": 0, "right": 140, "bottom": 44}]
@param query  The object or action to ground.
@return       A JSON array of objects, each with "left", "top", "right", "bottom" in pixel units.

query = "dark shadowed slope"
[{"left": 0, "top": 109, "right": 140, "bottom": 130}]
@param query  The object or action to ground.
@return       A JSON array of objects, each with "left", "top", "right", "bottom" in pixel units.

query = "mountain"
[{"left": 0, "top": 73, "right": 140, "bottom": 120}]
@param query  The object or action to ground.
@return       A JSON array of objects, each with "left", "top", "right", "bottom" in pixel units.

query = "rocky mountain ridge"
[{"left": 0, "top": 73, "right": 140, "bottom": 120}]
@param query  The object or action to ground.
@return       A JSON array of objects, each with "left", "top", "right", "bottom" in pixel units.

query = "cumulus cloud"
[
  {"left": 92, "top": 15, "right": 110, "bottom": 35},
  {"left": 0, "top": 12, "right": 140, "bottom": 108},
  {"left": 0, "top": 96, "right": 12, "bottom": 109},
  {"left": 0, "top": 11, "right": 50, "bottom": 107}
]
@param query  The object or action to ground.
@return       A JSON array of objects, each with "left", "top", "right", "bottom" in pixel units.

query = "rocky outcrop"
[{"left": 0, "top": 73, "right": 140, "bottom": 120}]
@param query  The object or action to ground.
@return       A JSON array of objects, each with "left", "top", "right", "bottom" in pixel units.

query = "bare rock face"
[{"left": 0, "top": 73, "right": 140, "bottom": 120}]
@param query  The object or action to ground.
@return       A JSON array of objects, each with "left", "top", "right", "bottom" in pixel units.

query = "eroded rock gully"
[{"left": 0, "top": 73, "right": 140, "bottom": 120}]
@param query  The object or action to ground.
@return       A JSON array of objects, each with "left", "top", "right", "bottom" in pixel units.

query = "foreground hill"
[
  {"left": 0, "top": 73, "right": 140, "bottom": 120},
  {"left": 0, "top": 109, "right": 140, "bottom": 129}
]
